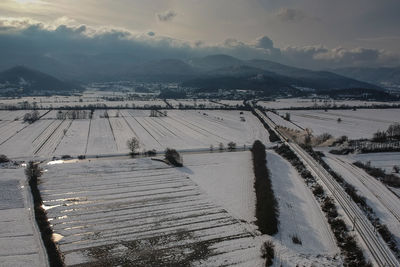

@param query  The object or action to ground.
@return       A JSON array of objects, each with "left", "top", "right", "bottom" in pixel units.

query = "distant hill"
[
  {"left": 184, "top": 55, "right": 382, "bottom": 91},
  {"left": 187, "top": 54, "right": 243, "bottom": 71},
  {"left": 245, "top": 59, "right": 382, "bottom": 90},
  {"left": 0, "top": 55, "right": 385, "bottom": 96},
  {"left": 0, "top": 66, "right": 82, "bottom": 96},
  {"left": 182, "top": 65, "right": 299, "bottom": 97},
  {"left": 331, "top": 67, "right": 400, "bottom": 87},
  {"left": 128, "top": 59, "right": 197, "bottom": 81}
]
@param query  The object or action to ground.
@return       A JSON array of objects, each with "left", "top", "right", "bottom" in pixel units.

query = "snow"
[
  {"left": 324, "top": 155, "right": 400, "bottom": 247},
  {"left": 274, "top": 109, "right": 400, "bottom": 138},
  {"left": 349, "top": 152, "right": 400, "bottom": 174},
  {"left": 266, "top": 111, "right": 303, "bottom": 131},
  {"left": 266, "top": 151, "right": 339, "bottom": 265},
  {"left": 0, "top": 110, "right": 269, "bottom": 159},
  {"left": 0, "top": 166, "right": 45, "bottom": 267},
  {"left": 55, "top": 120, "right": 90, "bottom": 156},
  {"left": 40, "top": 157, "right": 265, "bottom": 266},
  {"left": 180, "top": 151, "right": 256, "bottom": 223},
  {"left": 259, "top": 98, "right": 400, "bottom": 110}
]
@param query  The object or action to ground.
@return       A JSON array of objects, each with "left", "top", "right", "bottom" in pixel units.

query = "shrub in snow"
[
  {"left": 312, "top": 184, "right": 324, "bottom": 197},
  {"left": 165, "top": 148, "right": 183, "bottom": 167},
  {"left": 261, "top": 241, "right": 274, "bottom": 266},
  {"left": 227, "top": 142, "right": 236, "bottom": 151},
  {"left": 291, "top": 235, "right": 302, "bottom": 245},
  {"left": 0, "top": 154, "right": 10, "bottom": 163},
  {"left": 145, "top": 149, "right": 157, "bottom": 156}
]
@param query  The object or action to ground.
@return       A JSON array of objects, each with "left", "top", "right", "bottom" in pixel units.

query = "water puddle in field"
[
  {"left": 47, "top": 160, "right": 65, "bottom": 165},
  {"left": 42, "top": 204, "right": 62, "bottom": 210},
  {"left": 52, "top": 233, "right": 64, "bottom": 242}
]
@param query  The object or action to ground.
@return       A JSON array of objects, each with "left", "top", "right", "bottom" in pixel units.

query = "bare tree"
[
  {"left": 227, "top": 142, "right": 236, "bottom": 151},
  {"left": 127, "top": 137, "right": 140, "bottom": 156}
]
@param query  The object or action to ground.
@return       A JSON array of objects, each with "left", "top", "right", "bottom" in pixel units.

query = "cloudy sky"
[{"left": 0, "top": 0, "right": 399, "bottom": 69}]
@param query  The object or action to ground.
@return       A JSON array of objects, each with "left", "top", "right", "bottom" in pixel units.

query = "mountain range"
[
  {"left": 1, "top": 54, "right": 397, "bottom": 97},
  {"left": 331, "top": 67, "right": 400, "bottom": 87},
  {"left": 0, "top": 66, "right": 82, "bottom": 96}
]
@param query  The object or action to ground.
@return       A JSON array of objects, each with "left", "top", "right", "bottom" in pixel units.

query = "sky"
[{"left": 0, "top": 0, "right": 400, "bottom": 69}]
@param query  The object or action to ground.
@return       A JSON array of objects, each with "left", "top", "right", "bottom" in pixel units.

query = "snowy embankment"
[
  {"left": 266, "top": 111, "right": 303, "bottom": 131},
  {"left": 267, "top": 151, "right": 340, "bottom": 266},
  {"left": 276, "top": 109, "right": 400, "bottom": 139},
  {"left": 0, "top": 166, "right": 46, "bottom": 267},
  {"left": 324, "top": 156, "right": 400, "bottom": 247},
  {"left": 40, "top": 158, "right": 264, "bottom": 266}
]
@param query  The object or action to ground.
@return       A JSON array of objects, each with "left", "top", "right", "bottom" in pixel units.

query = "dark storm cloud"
[
  {"left": 276, "top": 8, "right": 305, "bottom": 22},
  {"left": 0, "top": 18, "right": 398, "bottom": 76},
  {"left": 156, "top": 10, "right": 177, "bottom": 22}
]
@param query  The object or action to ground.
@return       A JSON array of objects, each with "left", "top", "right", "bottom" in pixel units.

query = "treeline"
[
  {"left": 275, "top": 144, "right": 371, "bottom": 266},
  {"left": 251, "top": 140, "right": 279, "bottom": 235},
  {"left": 0, "top": 103, "right": 250, "bottom": 111},
  {"left": 354, "top": 161, "right": 400, "bottom": 188},
  {"left": 25, "top": 162, "right": 64, "bottom": 267},
  {"left": 272, "top": 103, "right": 400, "bottom": 111},
  {"left": 23, "top": 110, "right": 40, "bottom": 123},
  {"left": 56, "top": 110, "right": 93, "bottom": 120},
  {"left": 304, "top": 147, "right": 400, "bottom": 258}
]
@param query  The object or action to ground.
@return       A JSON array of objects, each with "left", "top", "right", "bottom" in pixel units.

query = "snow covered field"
[
  {"left": 0, "top": 110, "right": 269, "bottom": 159},
  {"left": 0, "top": 97, "right": 167, "bottom": 109},
  {"left": 267, "top": 151, "right": 340, "bottom": 266},
  {"left": 324, "top": 156, "right": 400, "bottom": 247},
  {"left": 273, "top": 109, "right": 400, "bottom": 139},
  {"left": 40, "top": 157, "right": 264, "bottom": 266},
  {"left": 259, "top": 98, "right": 400, "bottom": 110},
  {"left": 349, "top": 152, "right": 400, "bottom": 174},
  {"left": 181, "top": 151, "right": 256, "bottom": 223},
  {"left": 0, "top": 166, "right": 45, "bottom": 267}
]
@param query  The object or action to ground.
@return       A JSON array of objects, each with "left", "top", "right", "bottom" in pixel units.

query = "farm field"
[
  {"left": 181, "top": 151, "right": 256, "bottom": 223},
  {"left": 0, "top": 110, "right": 270, "bottom": 159},
  {"left": 259, "top": 98, "right": 400, "bottom": 110},
  {"left": 0, "top": 97, "right": 167, "bottom": 109},
  {"left": 40, "top": 157, "right": 265, "bottom": 266},
  {"left": 273, "top": 109, "right": 400, "bottom": 139},
  {"left": 0, "top": 166, "right": 46, "bottom": 267},
  {"left": 348, "top": 152, "right": 400, "bottom": 174}
]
